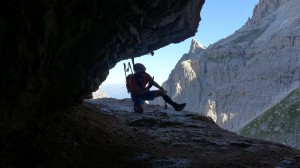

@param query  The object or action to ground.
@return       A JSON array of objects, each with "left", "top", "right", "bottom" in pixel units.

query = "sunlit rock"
[{"left": 156, "top": 0, "right": 300, "bottom": 132}]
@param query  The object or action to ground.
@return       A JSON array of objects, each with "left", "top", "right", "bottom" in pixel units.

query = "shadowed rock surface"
[
  {"left": 0, "top": 0, "right": 204, "bottom": 134},
  {"left": 2, "top": 98, "right": 300, "bottom": 167}
]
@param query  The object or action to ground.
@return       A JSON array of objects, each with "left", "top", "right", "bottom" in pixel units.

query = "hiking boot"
[{"left": 173, "top": 103, "right": 186, "bottom": 111}]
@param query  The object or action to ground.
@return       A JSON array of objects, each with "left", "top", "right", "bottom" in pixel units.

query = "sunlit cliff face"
[{"left": 0, "top": 0, "right": 205, "bottom": 134}]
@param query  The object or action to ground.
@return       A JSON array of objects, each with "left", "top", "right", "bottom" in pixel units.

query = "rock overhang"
[{"left": 0, "top": 0, "right": 205, "bottom": 134}]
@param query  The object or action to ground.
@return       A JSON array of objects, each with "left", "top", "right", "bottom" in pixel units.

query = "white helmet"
[{"left": 133, "top": 63, "right": 146, "bottom": 73}]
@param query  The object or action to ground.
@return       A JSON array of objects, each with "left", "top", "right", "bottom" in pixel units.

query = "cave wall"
[{"left": 0, "top": 0, "right": 205, "bottom": 134}]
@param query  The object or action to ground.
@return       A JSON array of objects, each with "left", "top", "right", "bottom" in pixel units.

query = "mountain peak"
[
  {"left": 160, "top": 0, "right": 300, "bottom": 137},
  {"left": 188, "top": 38, "right": 206, "bottom": 55},
  {"left": 244, "top": 0, "right": 290, "bottom": 27}
]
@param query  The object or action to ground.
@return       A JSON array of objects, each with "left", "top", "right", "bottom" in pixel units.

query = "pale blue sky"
[{"left": 102, "top": 0, "right": 259, "bottom": 86}]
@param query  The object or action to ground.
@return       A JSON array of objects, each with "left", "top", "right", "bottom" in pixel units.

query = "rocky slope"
[
  {"left": 239, "top": 87, "right": 300, "bottom": 149},
  {"left": 2, "top": 98, "right": 300, "bottom": 167},
  {"left": 155, "top": 0, "right": 300, "bottom": 132}
]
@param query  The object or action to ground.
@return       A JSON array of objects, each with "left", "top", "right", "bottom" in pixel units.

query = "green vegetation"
[
  {"left": 239, "top": 88, "right": 300, "bottom": 148},
  {"left": 231, "top": 28, "right": 265, "bottom": 44},
  {"left": 214, "top": 27, "right": 267, "bottom": 49}
]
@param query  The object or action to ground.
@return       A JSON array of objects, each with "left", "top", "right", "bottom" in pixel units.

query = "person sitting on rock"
[{"left": 126, "top": 63, "right": 186, "bottom": 113}]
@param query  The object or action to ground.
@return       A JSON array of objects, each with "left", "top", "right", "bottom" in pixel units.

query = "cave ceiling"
[{"left": 0, "top": 0, "right": 205, "bottom": 134}]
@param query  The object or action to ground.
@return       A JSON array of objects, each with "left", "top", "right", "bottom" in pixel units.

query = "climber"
[{"left": 126, "top": 63, "right": 186, "bottom": 113}]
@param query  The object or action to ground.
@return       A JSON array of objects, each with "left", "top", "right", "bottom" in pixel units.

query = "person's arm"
[
  {"left": 147, "top": 74, "right": 164, "bottom": 90},
  {"left": 152, "top": 81, "right": 163, "bottom": 90}
]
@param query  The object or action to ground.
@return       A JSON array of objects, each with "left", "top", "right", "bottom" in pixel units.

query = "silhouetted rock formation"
[{"left": 0, "top": 0, "right": 204, "bottom": 134}]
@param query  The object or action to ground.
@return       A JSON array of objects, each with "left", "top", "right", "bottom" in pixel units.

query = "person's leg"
[
  {"left": 134, "top": 104, "right": 144, "bottom": 113},
  {"left": 152, "top": 90, "right": 167, "bottom": 98},
  {"left": 131, "top": 96, "right": 145, "bottom": 113},
  {"left": 151, "top": 90, "right": 186, "bottom": 111},
  {"left": 151, "top": 90, "right": 176, "bottom": 106}
]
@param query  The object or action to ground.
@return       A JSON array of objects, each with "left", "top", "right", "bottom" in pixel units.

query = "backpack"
[
  {"left": 126, "top": 73, "right": 153, "bottom": 95},
  {"left": 126, "top": 74, "right": 136, "bottom": 93}
]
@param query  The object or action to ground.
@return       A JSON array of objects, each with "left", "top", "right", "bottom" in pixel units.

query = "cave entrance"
[{"left": 93, "top": 41, "right": 192, "bottom": 99}]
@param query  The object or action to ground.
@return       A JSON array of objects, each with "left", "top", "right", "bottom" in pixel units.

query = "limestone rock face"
[
  {"left": 157, "top": 0, "right": 300, "bottom": 131},
  {"left": 244, "top": 0, "right": 290, "bottom": 27},
  {"left": 92, "top": 88, "right": 108, "bottom": 99},
  {"left": 0, "top": 0, "right": 204, "bottom": 134}
]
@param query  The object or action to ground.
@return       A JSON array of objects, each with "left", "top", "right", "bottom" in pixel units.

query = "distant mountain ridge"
[
  {"left": 93, "top": 83, "right": 130, "bottom": 99},
  {"left": 92, "top": 87, "right": 108, "bottom": 99},
  {"left": 154, "top": 0, "right": 300, "bottom": 132}
]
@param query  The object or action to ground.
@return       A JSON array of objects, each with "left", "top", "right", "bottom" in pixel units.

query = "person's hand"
[{"left": 148, "top": 80, "right": 153, "bottom": 88}]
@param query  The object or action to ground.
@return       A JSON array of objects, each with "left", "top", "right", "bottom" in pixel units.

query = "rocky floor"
[{"left": 1, "top": 98, "right": 300, "bottom": 168}]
